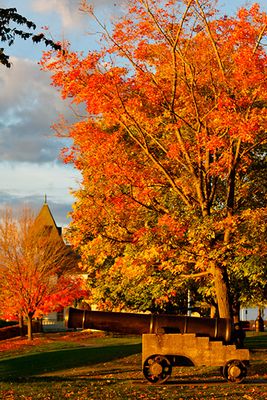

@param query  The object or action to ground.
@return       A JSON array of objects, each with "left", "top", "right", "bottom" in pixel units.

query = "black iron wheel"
[
  {"left": 143, "top": 354, "right": 172, "bottom": 384},
  {"left": 222, "top": 359, "right": 247, "bottom": 383}
]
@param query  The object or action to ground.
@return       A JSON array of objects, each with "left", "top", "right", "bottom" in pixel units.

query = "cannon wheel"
[
  {"left": 222, "top": 359, "right": 247, "bottom": 383},
  {"left": 143, "top": 354, "right": 172, "bottom": 384}
]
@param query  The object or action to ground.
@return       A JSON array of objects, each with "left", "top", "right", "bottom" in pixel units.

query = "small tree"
[{"left": 0, "top": 207, "right": 86, "bottom": 340}]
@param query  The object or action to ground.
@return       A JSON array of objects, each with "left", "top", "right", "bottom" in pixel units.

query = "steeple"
[{"left": 35, "top": 198, "right": 62, "bottom": 237}]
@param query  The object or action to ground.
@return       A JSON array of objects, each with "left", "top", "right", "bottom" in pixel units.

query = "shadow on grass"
[
  {"left": 0, "top": 343, "right": 141, "bottom": 381},
  {"left": 245, "top": 332, "right": 267, "bottom": 349}
]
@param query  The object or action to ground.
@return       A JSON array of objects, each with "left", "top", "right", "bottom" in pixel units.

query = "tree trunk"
[
  {"left": 232, "top": 299, "right": 241, "bottom": 323},
  {"left": 212, "top": 263, "right": 231, "bottom": 318},
  {"left": 27, "top": 314, "right": 33, "bottom": 341},
  {"left": 18, "top": 313, "right": 25, "bottom": 337}
]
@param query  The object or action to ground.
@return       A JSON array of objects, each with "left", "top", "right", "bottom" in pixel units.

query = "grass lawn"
[{"left": 0, "top": 330, "right": 266, "bottom": 399}]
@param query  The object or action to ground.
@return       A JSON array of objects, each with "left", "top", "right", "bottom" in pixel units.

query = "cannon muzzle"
[{"left": 65, "top": 308, "right": 233, "bottom": 343}]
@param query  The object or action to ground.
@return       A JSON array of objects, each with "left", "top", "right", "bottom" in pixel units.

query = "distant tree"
[
  {"left": 0, "top": 207, "right": 87, "bottom": 340},
  {"left": 0, "top": 7, "right": 61, "bottom": 67}
]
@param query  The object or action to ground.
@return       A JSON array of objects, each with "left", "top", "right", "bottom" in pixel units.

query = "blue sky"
[{"left": 0, "top": 0, "right": 266, "bottom": 226}]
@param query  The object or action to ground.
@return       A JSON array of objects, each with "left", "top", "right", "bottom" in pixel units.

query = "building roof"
[
  {"left": 34, "top": 199, "right": 80, "bottom": 273},
  {"left": 34, "top": 200, "right": 62, "bottom": 237}
]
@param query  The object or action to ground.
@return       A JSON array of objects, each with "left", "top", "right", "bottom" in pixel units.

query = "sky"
[{"left": 0, "top": 0, "right": 267, "bottom": 227}]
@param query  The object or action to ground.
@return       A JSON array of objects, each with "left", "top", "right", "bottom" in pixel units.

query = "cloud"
[
  {"left": 0, "top": 161, "right": 80, "bottom": 226},
  {"left": 0, "top": 190, "right": 74, "bottom": 227},
  {"left": 30, "top": 0, "right": 126, "bottom": 30},
  {"left": 0, "top": 161, "right": 80, "bottom": 199},
  {"left": 31, "top": 0, "right": 83, "bottom": 30},
  {"left": 0, "top": 57, "right": 72, "bottom": 163}
]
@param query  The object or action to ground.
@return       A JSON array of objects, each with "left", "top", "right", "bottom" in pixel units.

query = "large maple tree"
[
  {"left": 41, "top": 0, "right": 267, "bottom": 318},
  {"left": 0, "top": 208, "right": 86, "bottom": 340}
]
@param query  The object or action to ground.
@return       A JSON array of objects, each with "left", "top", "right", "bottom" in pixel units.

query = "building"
[{"left": 35, "top": 200, "right": 83, "bottom": 331}]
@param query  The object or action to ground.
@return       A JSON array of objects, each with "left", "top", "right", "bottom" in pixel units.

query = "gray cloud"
[
  {"left": 0, "top": 0, "right": 124, "bottom": 227},
  {"left": 0, "top": 191, "right": 73, "bottom": 226},
  {"left": 0, "top": 57, "right": 72, "bottom": 163},
  {"left": 0, "top": 159, "right": 80, "bottom": 226}
]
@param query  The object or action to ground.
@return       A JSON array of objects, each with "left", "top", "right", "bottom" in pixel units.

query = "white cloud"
[
  {"left": 0, "top": 161, "right": 80, "bottom": 200},
  {"left": 30, "top": 0, "right": 121, "bottom": 29},
  {"left": 31, "top": 0, "right": 83, "bottom": 30},
  {"left": 30, "top": 0, "right": 126, "bottom": 30}
]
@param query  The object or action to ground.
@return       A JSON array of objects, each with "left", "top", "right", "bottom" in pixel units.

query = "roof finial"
[{"left": 44, "top": 194, "right": 47, "bottom": 204}]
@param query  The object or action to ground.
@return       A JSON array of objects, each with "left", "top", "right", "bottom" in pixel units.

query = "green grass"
[
  {"left": 244, "top": 331, "right": 267, "bottom": 349},
  {"left": 0, "top": 333, "right": 266, "bottom": 400},
  {"left": 0, "top": 335, "right": 140, "bottom": 361},
  {"left": 0, "top": 342, "right": 141, "bottom": 379}
]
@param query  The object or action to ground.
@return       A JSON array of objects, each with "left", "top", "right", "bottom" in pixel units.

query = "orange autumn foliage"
[
  {"left": 41, "top": 0, "right": 267, "bottom": 317},
  {"left": 0, "top": 208, "right": 87, "bottom": 339}
]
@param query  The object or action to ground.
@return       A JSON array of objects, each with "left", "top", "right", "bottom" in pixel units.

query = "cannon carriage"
[{"left": 66, "top": 307, "right": 249, "bottom": 384}]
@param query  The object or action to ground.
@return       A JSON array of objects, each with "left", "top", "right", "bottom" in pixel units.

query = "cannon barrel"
[{"left": 65, "top": 307, "right": 233, "bottom": 343}]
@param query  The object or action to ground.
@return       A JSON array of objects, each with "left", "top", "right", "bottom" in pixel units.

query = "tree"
[
  {"left": 0, "top": 7, "right": 61, "bottom": 67},
  {"left": 41, "top": 0, "right": 267, "bottom": 318},
  {"left": 0, "top": 207, "right": 86, "bottom": 340}
]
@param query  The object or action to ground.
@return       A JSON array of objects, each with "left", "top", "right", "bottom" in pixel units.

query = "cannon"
[{"left": 65, "top": 307, "right": 250, "bottom": 384}]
